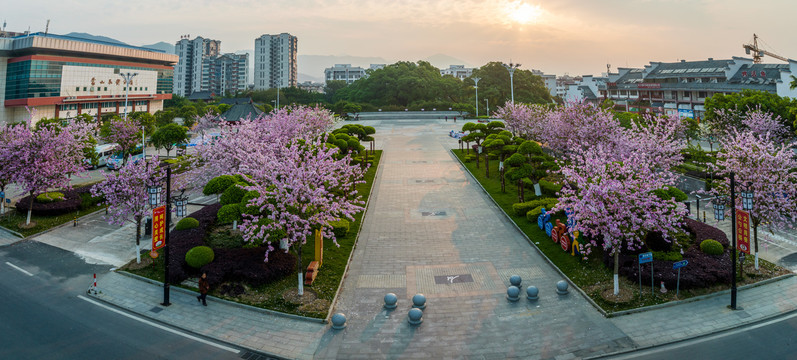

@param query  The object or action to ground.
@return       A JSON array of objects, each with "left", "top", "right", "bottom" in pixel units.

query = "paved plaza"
[{"left": 9, "top": 118, "right": 797, "bottom": 359}]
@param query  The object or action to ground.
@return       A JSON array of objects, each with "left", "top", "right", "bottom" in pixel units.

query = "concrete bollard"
[
  {"left": 412, "top": 294, "right": 427, "bottom": 310},
  {"left": 526, "top": 286, "right": 539, "bottom": 301},
  {"left": 384, "top": 293, "right": 398, "bottom": 309},
  {"left": 509, "top": 275, "right": 522, "bottom": 288},
  {"left": 506, "top": 286, "right": 520, "bottom": 302},
  {"left": 407, "top": 308, "right": 423, "bottom": 325},
  {"left": 331, "top": 313, "right": 347, "bottom": 330},
  {"left": 556, "top": 280, "right": 569, "bottom": 295}
]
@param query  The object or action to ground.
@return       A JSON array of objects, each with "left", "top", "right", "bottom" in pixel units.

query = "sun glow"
[{"left": 506, "top": 2, "right": 542, "bottom": 25}]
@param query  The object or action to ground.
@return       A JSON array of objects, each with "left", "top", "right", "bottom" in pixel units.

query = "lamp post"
[
  {"left": 147, "top": 166, "right": 188, "bottom": 306},
  {"left": 119, "top": 72, "right": 138, "bottom": 120},
  {"left": 485, "top": 98, "right": 489, "bottom": 118},
  {"left": 502, "top": 62, "right": 521, "bottom": 104},
  {"left": 473, "top": 77, "right": 481, "bottom": 117},
  {"left": 713, "top": 172, "right": 747, "bottom": 310}
]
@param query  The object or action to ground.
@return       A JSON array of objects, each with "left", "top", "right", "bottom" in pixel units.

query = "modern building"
[
  {"left": 1, "top": 32, "right": 178, "bottom": 125},
  {"left": 439, "top": 65, "right": 473, "bottom": 80},
  {"left": 254, "top": 33, "right": 297, "bottom": 90},
  {"left": 563, "top": 75, "right": 606, "bottom": 104},
  {"left": 324, "top": 64, "right": 366, "bottom": 84},
  {"left": 210, "top": 53, "right": 248, "bottom": 96},
  {"left": 531, "top": 69, "right": 557, "bottom": 97},
  {"left": 599, "top": 57, "right": 797, "bottom": 118},
  {"left": 173, "top": 36, "right": 221, "bottom": 97},
  {"left": 298, "top": 81, "right": 324, "bottom": 93}
]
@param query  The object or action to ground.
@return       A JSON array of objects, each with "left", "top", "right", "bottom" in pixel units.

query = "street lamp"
[
  {"left": 502, "top": 62, "right": 521, "bottom": 104},
  {"left": 485, "top": 98, "right": 489, "bottom": 118},
  {"left": 148, "top": 165, "right": 186, "bottom": 306},
  {"left": 740, "top": 182, "right": 754, "bottom": 211},
  {"left": 473, "top": 77, "right": 481, "bottom": 117},
  {"left": 712, "top": 172, "right": 747, "bottom": 310},
  {"left": 119, "top": 72, "right": 139, "bottom": 120}
]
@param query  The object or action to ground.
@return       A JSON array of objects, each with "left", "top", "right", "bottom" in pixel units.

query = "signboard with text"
[
  {"left": 736, "top": 209, "right": 751, "bottom": 254},
  {"left": 639, "top": 252, "right": 653, "bottom": 264},
  {"left": 152, "top": 205, "right": 166, "bottom": 251}
]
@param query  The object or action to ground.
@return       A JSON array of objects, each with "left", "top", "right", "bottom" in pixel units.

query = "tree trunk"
[
  {"left": 520, "top": 181, "right": 525, "bottom": 202},
  {"left": 297, "top": 245, "right": 304, "bottom": 296},
  {"left": 475, "top": 151, "right": 480, "bottom": 169},
  {"left": 485, "top": 155, "right": 489, "bottom": 178},
  {"left": 135, "top": 215, "right": 142, "bottom": 264},
  {"left": 26, "top": 191, "right": 34, "bottom": 225},
  {"left": 500, "top": 168, "right": 505, "bottom": 193},
  {"left": 613, "top": 250, "right": 620, "bottom": 295}
]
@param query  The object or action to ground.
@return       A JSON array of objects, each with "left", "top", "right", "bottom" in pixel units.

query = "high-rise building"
[
  {"left": 0, "top": 31, "right": 178, "bottom": 125},
  {"left": 173, "top": 36, "right": 248, "bottom": 97},
  {"left": 254, "top": 33, "right": 297, "bottom": 90},
  {"left": 173, "top": 36, "right": 221, "bottom": 97}
]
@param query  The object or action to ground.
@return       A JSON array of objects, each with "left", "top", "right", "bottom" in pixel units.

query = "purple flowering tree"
[
  {"left": 91, "top": 156, "right": 164, "bottom": 263},
  {"left": 494, "top": 101, "right": 549, "bottom": 140},
  {"left": 101, "top": 116, "right": 140, "bottom": 164},
  {"left": 555, "top": 145, "right": 686, "bottom": 295},
  {"left": 538, "top": 102, "right": 622, "bottom": 156},
  {"left": 712, "top": 127, "right": 797, "bottom": 270},
  {"left": 12, "top": 115, "right": 92, "bottom": 225}
]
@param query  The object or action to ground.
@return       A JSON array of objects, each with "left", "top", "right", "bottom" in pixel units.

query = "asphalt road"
[
  {"left": 601, "top": 311, "right": 797, "bottom": 360},
  {"left": 0, "top": 240, "right": 244, "bottom": 360}
]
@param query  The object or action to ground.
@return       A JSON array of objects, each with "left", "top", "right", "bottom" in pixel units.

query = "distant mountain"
[
  {"left": 62, "top": 32, "right": 128, "bottom": 46},
  {"left": 423, "top": 54, "right": 473, "bottom": 69},
  {"left": 142, "top": 41, "right": 175, "bottom": 54}
]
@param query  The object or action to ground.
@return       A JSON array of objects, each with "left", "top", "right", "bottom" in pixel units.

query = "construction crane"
[{"left": 743, "top": 33, "right": 789, "bottom": 63}]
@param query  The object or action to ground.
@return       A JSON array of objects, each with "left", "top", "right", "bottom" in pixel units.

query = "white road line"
[
  {"left": 6, "top": 262, "right": 33, "bottom": 276},
  {"left": 77, "top": 295, "right": 240, "bottom": 354}
]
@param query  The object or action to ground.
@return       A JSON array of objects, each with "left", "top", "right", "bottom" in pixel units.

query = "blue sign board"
[
  {"left": 678, "top": 109, "right": 694, "bottom": 119},
  {"left": 639, "top": 252, "right": 653, "bottom": 264},
  {"left": 673, "top": 260, "right": 688, "bottom": 269},
  {"left": 0, "top": 191, "right": 4, "bottom": 198}
]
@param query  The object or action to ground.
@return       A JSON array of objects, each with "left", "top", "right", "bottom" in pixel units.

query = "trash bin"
[{"left": 145, "top": 217, "right": 152, "bottom": 235}]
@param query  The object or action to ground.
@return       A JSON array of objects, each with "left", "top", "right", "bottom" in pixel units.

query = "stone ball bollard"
[
  {"left": 407, "top": 308, "right": 424, "bottom": 325},
  {"left": 506, "top": 285, "right": 520, "bottom": 302},
  {"left": 331, "top": 313, "right": 347, "bottom": 330},
  {"left": 556, "top": 280, "right": 569, "bottom": 295},
  {"left": 384, "top": 293, "right": 398, "bottom": 310},
  {"left": 509, "top": 275, "right": 522, "bottom": 288},
  {"left": 412, "top": 293, "right": 427, "bottom": 310},
  {"left": 526, "top": 285, "right": 539, "bottom": 301}
]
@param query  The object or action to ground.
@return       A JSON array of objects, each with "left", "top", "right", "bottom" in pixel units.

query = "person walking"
[{"left": 197, "top": 272, "right": 209, "bottom": 306}]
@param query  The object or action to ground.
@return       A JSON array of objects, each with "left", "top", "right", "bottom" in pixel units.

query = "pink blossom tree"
[
  {"left": 238, "top": 135, "right": 366, "bottom": 295},
  {"left": 101, "top": 116, "right": 140, "bottom": 165},
  {"left": 554, "top": 145, "right": 686, "bottom": 295},
  {"left": 712, "top": 128, "right": 797, "bottom": 270},
  {"left": 537, "top": 102, "right": 622, "bottom": 156},
  {"left": 12, "top": 115, "right": 92, "bottom": 225},
  {"left": 617, "top": 113, "right": 686, "bottom": 170},
  {"left": 91, "top": 156, "right": 165, "bottom": 263},
  {"left": 494, "top": 101, "right": 549, "bottom": 140}
]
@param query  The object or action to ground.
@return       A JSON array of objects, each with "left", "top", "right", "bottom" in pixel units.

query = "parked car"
[{"left": 106, "top": 145, "right": 145, "bottom": 170}]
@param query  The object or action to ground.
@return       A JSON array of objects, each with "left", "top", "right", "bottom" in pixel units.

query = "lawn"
[
  {"left": 0, "top": 184, "right": 105, "bottom": 238},
  {"left": 452, "top": 149, "right": 788, "bottom": 313},
  {"left": 125, "top": 150, "right": 382, "bottom": 319}
]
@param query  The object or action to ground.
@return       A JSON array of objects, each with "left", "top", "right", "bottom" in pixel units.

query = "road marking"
[
  {"left": 6, "top": 262, "right": 33, "bottom": 276},
  {"left": 77, "top": 295, "right": 240, "bottom": 354}
]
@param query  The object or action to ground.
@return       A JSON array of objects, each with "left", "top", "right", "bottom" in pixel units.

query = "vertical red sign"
[
  {"left": 152, "top": 205, "right": 166, "bottom": 251},
  {"left": 736, "top": 209, "right": 751, "bottom": 254}
]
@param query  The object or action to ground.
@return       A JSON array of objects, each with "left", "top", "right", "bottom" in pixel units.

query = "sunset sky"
[{"left": 8, "top": 0, "right": 796, "bottom": 76}]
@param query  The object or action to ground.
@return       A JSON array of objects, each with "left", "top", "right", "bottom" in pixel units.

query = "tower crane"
[{"left": 743, "top": 34, "right": 789, "bottom": 63}]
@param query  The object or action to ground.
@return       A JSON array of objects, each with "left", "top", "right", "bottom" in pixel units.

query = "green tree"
[
  {"left": 150, "top": 123, "right": 188, "bottom": 156},
  {"left": 704, "top": 90, "right": 796, "bottom": 132}
]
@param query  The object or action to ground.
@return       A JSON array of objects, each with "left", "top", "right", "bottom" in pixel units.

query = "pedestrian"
[
  {"left": 197, "top": 272, "right": 209, "bottom": 306},
  {"left": 445, "top": 116, "right": 448, "bottom": 122}
]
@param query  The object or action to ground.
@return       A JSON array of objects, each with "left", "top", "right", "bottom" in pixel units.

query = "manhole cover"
[
  {"left": 149, "top": 307, "right": 163, "bottom": 313},
  {"left": 434, "top": 274, "right": 474, "bottom": 284},
  {"left": 421, "top": 211, "right": 447, "bottom": 216}
]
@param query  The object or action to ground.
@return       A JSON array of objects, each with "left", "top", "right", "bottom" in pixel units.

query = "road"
[
  {"left": 601, "top": 311, "right": 797, "bottom": 360},
  {"left": 0, "top": 240, "right": 243, "bottom": 360}
]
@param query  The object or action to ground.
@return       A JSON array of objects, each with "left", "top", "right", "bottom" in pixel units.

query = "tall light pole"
[
  {"left": 473, "top": 77, "right": 481, "bottom": 117},
  {"left": 502, "top": 62, "right": 521, "bottom": 104},
  {"left": 119, "top": 72, "right": 138, "bottom": 119},
  {"left": 485, "top": 98, "right": 489, "bottom": 118}
]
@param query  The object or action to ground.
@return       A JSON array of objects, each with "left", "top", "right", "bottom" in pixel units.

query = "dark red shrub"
[
  {"left": 201, "top": 247, "right": 296, "bottom": 288},
  {"left": 684, "top": 218, "right": 729, "bottom": 247}
]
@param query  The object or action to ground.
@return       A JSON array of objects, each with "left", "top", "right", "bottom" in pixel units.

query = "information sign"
[
  {"left": 152, "top": 205, "right": 166, "bottom": 251},
  {"left": 639, "top": 252, "right": 653, "bottom": 264},
  {"left": 736, "top": 209, "right": 751, "bottom": 254}
]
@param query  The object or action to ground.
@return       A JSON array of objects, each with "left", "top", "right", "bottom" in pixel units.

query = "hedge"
[
  {"left": 217, "top": 204, "right": 242, "bottom": 224},
  {"left": 185, "top": 246, "right": 215, "bottom": 268},
  {"left": 36, "top": 192, "right": 65, "bottom": 203},
  {"left": 16, "top": 188, "right": 85, "bottom": 216},
  {"left": 512, "top": 197, "right": 557, "bottom": 216},
  {"left": 220, "top": 183, "right": 247, "bottom": 205},
  {"left": 329, "top": 219, "right": 350, "bottom": 237},
  {"left": 201, "top": 247, "right": 296, "bottom": 288},
  {"left": 175, "top": 217, "right": 200, "bottom": 231},
  {"left": 203, "top": 175, "right": 236, "bottom": 196}
]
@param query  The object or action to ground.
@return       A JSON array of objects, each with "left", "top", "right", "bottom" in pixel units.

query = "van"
[
  {"left": 84, "top": 143, "right": 119, "bottom": 169},
  {"left": 106, "top": 151, "right": 144, "bottom": 170}
]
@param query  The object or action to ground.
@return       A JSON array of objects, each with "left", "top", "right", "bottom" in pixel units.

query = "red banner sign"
[
  {"left": 736, "top": 209, "right": 751, "bottom": 254},
  {"left": 152, "top": 205, "right": 166, "bottom": 251}
]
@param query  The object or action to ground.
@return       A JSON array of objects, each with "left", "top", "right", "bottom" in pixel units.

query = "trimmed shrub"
[
  {"left": 203, "top": 175, "right": 236, "bottom": 196},
  {"left": 700, "top": 239, "right": 724, "bottom": 255},
  {"left": 175, "top": 217, "right": 199, "bottom": 231},
  {"left": 464, "top": 155, "right": 475, "bottom": 163},
  {"left": 653, "top": 186, "right": 689, "bottom": 202},
  {"left": 525, "top": 205, "right": 545, "bottom": 222},
  {"left": 16, "top": 189, "right": 82, "bottom": 216},
  {"left": 78, "top": 187, "right": 104, "bottom": 210},
  {"left": 539, "top": 180, "right": 562, "bottom": 196},
  {"left": 513, "top": 198, "right": 558, "bottom": 216},
  {"left": 185, "top": 246, "right": 215, "bottom": 268},
  {"left": 166, "top": 203, "right": 221, "bottom": 284},
  {"left": 329, "top": 219, "right": 350, "bottom": 237},
  {"left": 684, "top": 218, "right": 729, "bottom": 247},
  {"left": 207, "top": 228, "right": 245, "bottom": 249},
  {"left": 36, "top": 192, "right": 65, "bottom": 203},
  {"left": 220, "top": 183, "right": 247, "bottom": 205},
  {"left": 240, "top": 190, "right": 262, "bottom": 216},
  {"left": 201, "top": 246, "right": 296, "bottom": 287},
  {"left": 652, "top": 250, "right": 684, "bottom": 262},
  {"left": 217, "top": 204, "right": 242, "bottom": 224}
]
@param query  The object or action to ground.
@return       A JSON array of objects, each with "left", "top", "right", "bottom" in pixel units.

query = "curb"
[
  {"left": 115, "top": 270, "right": 326, "bottom": 324},
  {"left": 451, "top": 149, "right": 609, "bottom": 317},
  {"left": 326, "top": 150, "right": 383, "bottom": 322},
  {"left": 0, "top": 224, "right": 24, "bottom": 239},
  {"left": 585, "top": 306, "right": 797, "bottom": 359}
]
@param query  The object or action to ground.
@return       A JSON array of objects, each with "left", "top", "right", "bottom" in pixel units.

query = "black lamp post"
[
  {"left": 713, "top": 172, "right": 746, "bottom": 310},
  {"left": 147, "top": 166, "right": 187, "bottom": 307}
]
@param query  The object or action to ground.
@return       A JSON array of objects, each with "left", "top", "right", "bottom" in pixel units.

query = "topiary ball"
[
  {"left": 175, "top": 217, "right": 199, "bottom": 231},
  {"left": 220, "top": 183, "right": 247, "bottom": 205},
  {"left": 185, "top": 246, "right": 215, "bottom": 268},
  {"left": 217, "top": 204, "right": 242, "bottom": 225},
  {"left": 36, "top": 192, "right": 65, "bottom": 203},
  {"left": 202, "top": 175, "right": 236, "bottom": 196},
  {"left": 329, "top": 219, "right": 350, "bottom": 237},
  {"left": 700, "top": 239, "right": 724, "bottom": 255}
]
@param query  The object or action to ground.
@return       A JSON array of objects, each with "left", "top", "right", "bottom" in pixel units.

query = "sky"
[{"left": 6, "top": 0, "right": 797, "bottom": 77}]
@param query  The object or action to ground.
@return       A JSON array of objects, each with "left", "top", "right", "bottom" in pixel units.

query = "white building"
[
  {"left": 563, "top": 75, "right": 606, "bottom": 104},
  {"left": 173, "top": 36, "right": 221, "bottom": 97},
  {"left": 439, "top": 65, "right": 473, "bottom": 80},
  {"left": 298, "top": 81, "right": 325, "bottom": 93},
  {"left": 324, "top": 64, "right": 366, "bottom": 84},
  {"left": 532, "top": 69, "right": 557, "bottom": 97},
  {"left": 254, "top": 33, "right": 298, "bottom": 90}
]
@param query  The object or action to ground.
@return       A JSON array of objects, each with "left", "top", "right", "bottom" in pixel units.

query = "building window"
[
  {"left": 698, "top": 91, "right": 708, "bottom": 98},
  {"left": 76, "top": 87, "right": 80, "bottom": 91}
]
